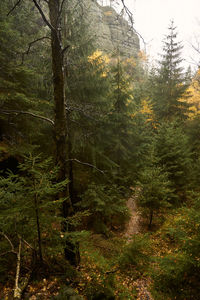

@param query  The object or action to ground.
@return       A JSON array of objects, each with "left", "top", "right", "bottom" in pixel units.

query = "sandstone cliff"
[{"left": 86, "top": 0, "right": 140, "bottom": 57}]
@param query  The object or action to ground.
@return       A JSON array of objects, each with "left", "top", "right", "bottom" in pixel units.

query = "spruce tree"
[
  {"left": 0, "top": 0, "right": 53, "bottom": 149},
  {"left": 155, "top": 122, "right": 192, "bottom": 202},
  {"left": 105, "top": 56, "right": 135, "bottom": 185},
  {"left": 152, "top": 21, "right": 190, "bottom": 121},
  {"left": 138, "top": 145, "right": 172, "bottom": 228},
  {"left": 0, "top": 155, "right": 68, "bottom": 281}
]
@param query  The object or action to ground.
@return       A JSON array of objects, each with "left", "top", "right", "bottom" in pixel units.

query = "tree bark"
[
  {"left": 48, "top": 0, "right": 79, "bottom": 266},
  {"left": 14, "top": 237, "right": 22, "bottom": 299}
]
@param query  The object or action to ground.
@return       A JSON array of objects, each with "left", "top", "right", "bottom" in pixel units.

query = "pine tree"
[{"left": 152, "top": 21, "right": 190, "bottom": 121}]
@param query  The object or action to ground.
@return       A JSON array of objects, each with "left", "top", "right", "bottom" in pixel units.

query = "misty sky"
[{"left": 125, "top": 0, "right": 200, "bottom": 69}]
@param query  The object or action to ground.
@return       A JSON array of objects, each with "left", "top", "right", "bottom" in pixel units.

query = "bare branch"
[
  {"left": 0, "top": 109, "right": 54, "bottom": 125},
  {"left": 66, "top": 158, "right": 105, "bottom": 174},
  {"left": 120, "top": 0, "right": 133, "bottom": 22},
  {"left": 0, "top": 232, "right": 15, "bottom": 251},
  {"left": 120, "top": 0, "right": 146, "bottom": 50},
  {"left": 0, "top": 250, "right": 17, "bottom": 257},
  {"left": 7, "top": 0, "right": 22, "bottom": 16},
  {"left": 26, "top": 36, "right": 51, "bottom": 55},
  {"left": 0, "top": 232, "right": 17, "bottom": 256},
  {"left": 62, "top": 45, "right": 70, "bottom": 55},
  {"left": 59, "top": 0, "right": 66, "bottom": 16},
  {"left": 32, "top": 0, "right": 56, "bottom": 33},
  {"left": 191, "top": 43, "right": 200, "bottom": 55}
]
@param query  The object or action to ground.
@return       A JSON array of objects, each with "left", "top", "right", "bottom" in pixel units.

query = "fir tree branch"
[
  {"left": 66, "top": 159, "right": 105, "bottom": 174},
  {"left": 7, "top": 0, "right": 22, "bottom": 16},
  {"left": 0, "top": 109, "right": 54, "bottom": 125}
]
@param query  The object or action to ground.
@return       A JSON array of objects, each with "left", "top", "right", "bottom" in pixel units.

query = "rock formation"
[{"left": 85, "top": 0, "right": 140, "bottom": 57}]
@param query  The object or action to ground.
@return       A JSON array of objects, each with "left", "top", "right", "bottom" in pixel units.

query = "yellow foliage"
[
  {"left": 88, "top": 50, "right": 110, "bottom": 78},
  {"left": 140, "top": 99, "right": 153, "bottom": 116},
  {"left": 123, "top": 57, "right": 137, "bottom": 68},
  {"left": 88, "top": 50, "right": 110, "bottom": 65},
  {"left": 181, "top": 72, "right": 200, "bottom": 119}
]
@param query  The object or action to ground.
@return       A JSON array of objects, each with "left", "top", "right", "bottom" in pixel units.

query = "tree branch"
[
  {"left": 120, "top": 0, "right": 146, "bottom": 50},
  {"left": 7, "top": 0, "right": 22, "bottom": 16},
  {"left": 32, "top": 0, "right": 56, "bottom": 33},
  {"left": 25, "top": 36, "right": 51, "bottom": 55},
  {"left": 22, "top": 239, "right": 35, "bottom": 250},
  {"left": 59, "top": 0, "right": 66, "bottom": 16},
  {"left": 120, "top": 0, "right": 134, "bottom": 24},
  {"left": 0, "top": 232, "right": 17, "bottom": 256},
  {"left": 0, "top": 109, "right": 54, "bottom": 125},
  {"left": 62, "top": 45, "right": 70, "bottom": 55},
  {"left": 66, "top": 158, "right": 105, "bottom": 174}
]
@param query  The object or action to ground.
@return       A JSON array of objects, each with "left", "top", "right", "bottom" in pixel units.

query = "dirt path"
[
  {"left": 124, "top": 192, "right": 154, "bottom": 300},
  {"left": 124, "top": 195, "right": 141, "bottom": 239}
]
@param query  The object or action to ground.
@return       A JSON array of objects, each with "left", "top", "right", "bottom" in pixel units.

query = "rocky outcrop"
[{"left": 86, "top": 0, "right": 140, "bottom": 57}]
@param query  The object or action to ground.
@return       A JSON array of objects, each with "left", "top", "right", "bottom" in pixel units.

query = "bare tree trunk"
[
  {"left": 14, "top": 237, "right": 22, "bottom": 299},
  {"left": 48, "top": 0, "right": 80, "bottom": 266}
]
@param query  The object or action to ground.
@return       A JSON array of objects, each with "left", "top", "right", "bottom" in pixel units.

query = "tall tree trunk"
[{"left": 48, "top": 0, "right": 80, "bottom": 266}]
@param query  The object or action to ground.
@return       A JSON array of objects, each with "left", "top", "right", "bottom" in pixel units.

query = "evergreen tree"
[
  {"left": 0, "top": 0, "right": 53, "bottom": 150},
  {"left": 153, "top": 195, "right": 200, "bottom": 299},
  {"left": 0, "top": 155, "right": 67, "bottom": 281},
  {"left": 155, "top": 122, "right": 192, "bottom": 202},
  {"left": 105, "top": 56, "right": 135, "bottom": 185},
  {"left": 152, "top": 21, "right": 190, "bottom": 121},
  {"left": 62, "top": 1, "right": 112, "bottom": 202},
  {"left": 138, "top": 145, "right": 172, "bottom": 228}
]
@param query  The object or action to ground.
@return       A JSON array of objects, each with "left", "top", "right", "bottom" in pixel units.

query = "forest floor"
[
  {"left": 123, "top": 192, "right": 154, "bottom": 300},
  {"left": 1, "top": 191, "right": 157, "bottom": 300}
]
